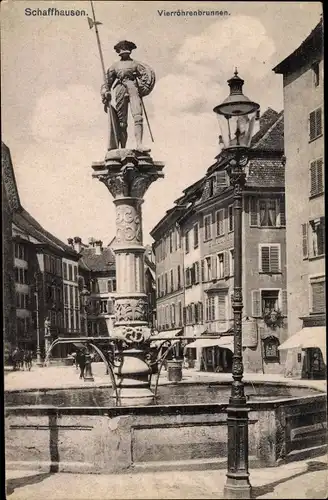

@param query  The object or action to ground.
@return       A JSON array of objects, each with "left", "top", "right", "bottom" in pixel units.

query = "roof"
[
  {"left": 13, "top": 209, "right": 78, "bottom": 256},
  {"left": 273, "top": 19, "right": 323, "bottom": 74},
  {"left": 2, "top": 142, "right": 21, "bottom": 212},
  {"left": 246, "top": 158, "right": 285, "bottom": 188},
  {"left": 79, "top": 246, "right": 116, "bottom": 272},
  {"left": 252, "top": 112, "right": 284, "bottom": 151}
]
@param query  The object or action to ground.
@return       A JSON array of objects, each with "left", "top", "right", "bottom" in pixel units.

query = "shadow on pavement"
[
  {"left": 252, "top": 460, "right": 327, "bottom": 498},
  {"left": 6, "top": 472, "right": 53, "bottom": 496}
]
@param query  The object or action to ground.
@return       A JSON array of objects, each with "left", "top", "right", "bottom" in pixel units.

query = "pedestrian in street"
[{"left": 76, "top": 349, "right": 86, "bottom": 379}]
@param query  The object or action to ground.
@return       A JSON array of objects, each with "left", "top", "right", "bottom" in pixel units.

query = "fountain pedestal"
[{"left": 92, "top": 149, "right": 164, "bottom": 406}]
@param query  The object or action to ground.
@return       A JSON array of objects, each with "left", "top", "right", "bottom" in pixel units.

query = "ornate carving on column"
[
  {"left": 92, "top": 151, "right": 164, "bottom": 406},
  {"left": 115, "top": 203, "right": 142, "bottom": 244},
  {"left": 115, "top": 296, "right": 148, "bottom": 323}
]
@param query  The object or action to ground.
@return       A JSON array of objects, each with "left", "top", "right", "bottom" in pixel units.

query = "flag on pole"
[{"left": 87, "top": 17, "right": 102, "bottom": 29}]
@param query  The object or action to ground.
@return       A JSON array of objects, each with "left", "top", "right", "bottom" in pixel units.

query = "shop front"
[{"left": 185, "top": 336, "right": 234, "bottom": 372}]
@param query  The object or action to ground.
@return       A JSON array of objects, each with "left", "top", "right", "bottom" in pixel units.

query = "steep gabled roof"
[
  {"left": 13, "top": 209, "right": 78, "bottom": 256},
  {"left": 2, "top": 142, "right": 21, "bottom": 212},
  {"left": 252, "top": 111, "right": 284, "bottom": 151},
  {"left": 79, "top": 246, "right": 116, "bottom": 272}
]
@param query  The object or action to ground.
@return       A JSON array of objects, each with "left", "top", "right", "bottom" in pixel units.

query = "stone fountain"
[{"left": 92, "top": 40, "right": 164, "bottom": 406}]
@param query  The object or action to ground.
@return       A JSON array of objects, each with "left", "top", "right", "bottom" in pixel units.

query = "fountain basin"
[{"left": 5, "top": 381, "right": 326, "bottom": 474}]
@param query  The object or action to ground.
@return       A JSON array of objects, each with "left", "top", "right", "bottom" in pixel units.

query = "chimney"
[
  {"left": 67, "top": 238, "right": 74, "bottom": 249},
  {"left": 94, "top": 240, "right": 103, "bottom": 255},
  {"left": 252, "top": 108, "right": 261, "bottom": 136},
  {"left": 73, "top": 236, "right": 82, "bottom": 253}
]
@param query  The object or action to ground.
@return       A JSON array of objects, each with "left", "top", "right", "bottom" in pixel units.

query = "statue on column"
[{"left": 101, "top": 40, "right": 155, "bottom": 152}]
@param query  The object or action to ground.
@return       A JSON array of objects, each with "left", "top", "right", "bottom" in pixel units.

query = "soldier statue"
[{"left": 101, "top": 40, "right": 155, "bottom": 151}]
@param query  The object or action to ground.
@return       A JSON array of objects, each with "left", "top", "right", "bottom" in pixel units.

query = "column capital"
[{"left": 92, "top": 150, "right": 164, "bottom": 199}]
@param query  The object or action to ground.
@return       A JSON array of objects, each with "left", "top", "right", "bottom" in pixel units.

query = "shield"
[{"left": 136, "top": 61, "right": 156, "bottom": 97}]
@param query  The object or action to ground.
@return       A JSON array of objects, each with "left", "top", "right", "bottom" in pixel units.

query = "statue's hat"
[{"left": 114, "top": 40, "right": 137, "bottom": 54}]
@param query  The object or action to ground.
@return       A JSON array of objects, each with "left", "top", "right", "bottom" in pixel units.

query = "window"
[
  {"left": 310, "top": 217, "right": 325, "bottom": 257},
  {"left": 112, "top": 279, "right": 117, "bottom": 292},
  {"left": 251, "top": 289, "right": 287, "bottom": 317},
  {"left": 178, "top": 302, "right": 182, "bottom": 326},
  {"left": 312, "top": 62, "right": 320, "bottom": 87},
  {"left": 302, "top": 223, "right": 309, "bottom": 259},
  {"left": 165, "top": 273, "right": 168, "bottom": 295},
  {"left": 193, "top": 224, "right": 199, "bottom": 248},
  {"left": 216, "top": 209, "right": 225, "bottom": 236},
  {"left": 310, "top": 278, "right": 325, "bottom": 313},
  {"left": 100, "top": 299, "right": 108, "bottom": 314},
  {"left": 74, "top": 266, "right": 78, "bottom": 282},
  {"left": 259, "top": 244, "right": 281, "bottom": 273},
  {"left": 63, "top": 263, "right": 68, "bottom": 280},
  {"left": 185, "top": 231, "right": 190, "bottom": 254},
  {"left": 185, "top": 268, "right": 192, "bottom": 287},
  {"left": 218, "top": 293, "right": 226, "bottom": 320},
  {"left": 249, "top": 197, "right": 285, "bottom": 227},
  {"left": 309, "top": 108, "right": 322, "bottom": 141},
  {"left": 170, "top": 269, "right": 174, "bottom": 292},
  {"left": 206, "top": 297, "right": 216, "bottom": 321},
  {"left": 194, "top": 262, "right": 200, "bottom": 284},
  {"left": 217, "top": 252, "right": 229, "bottom": 279},
  {"left": 217, "top": 253, "right": 224, "bottom": 279},
  {"left": 68, "top": 264, "right": 73, "bottom": 281},
  {"left": 157, "top": 278, "right": 160, "bottom": 298},
  {"left": 171, "top": 304, "right": 176, "bottom": 326},
  {"left": 64, "top": 284, "right": 69, "bottom": 306},
  {"left": 310, "top": 159, "right": 324, "bottom": 196},
  {"left": 228, "top": 205, "right": 234, "bottom": 232},
  {"left": 107, "top": 280, "right": 113, "bottom": 292},
  {"left": 177, "top": 265, "right": 181, "bottom": 289},
  {"left": 205, "top": 256, "right": 212, "bottom": 281},
  {"left": 229, "top": 249, "right": 234, "bottom": 276},
  {"left": 169, "top": 231, "right": 173, "bottom": 253},
  {"left": 204, "top": 214, "right": 212, "bottom": 241},
  {"left": 14, "top": 243, "right": 26, "bottom": 260}
]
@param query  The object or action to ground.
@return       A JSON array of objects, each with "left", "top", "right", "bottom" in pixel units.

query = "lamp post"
[
  {"left": 34, "top": 272, "right": 43, "bottom": 366},
  {"left": 80, "top": 285, "right": 91, "bottom": 335},
  {"left": 213, "top": 69, "right": 259, "bottom": 499}
]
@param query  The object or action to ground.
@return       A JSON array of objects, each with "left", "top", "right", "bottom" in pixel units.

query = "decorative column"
[
  {"left": 92, "top": 149, "right": 164, "bottom": 405},
  {"left": 224, "top": 156, "right": 251, "bottom": 499}
]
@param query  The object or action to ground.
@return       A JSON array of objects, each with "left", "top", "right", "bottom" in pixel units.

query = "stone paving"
[{"left": 5, "top": 454, "right": 328, "bottom": 499}]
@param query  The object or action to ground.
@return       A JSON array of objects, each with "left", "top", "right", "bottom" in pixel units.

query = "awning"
[
  {"left": 278, "top": 327, "right": 326, "bottom": 363},
  {"left": 186, "top": 335, "right": 234, "bottom": 352},
  {"left": 151, "top": 329, "right": 182, "bottom": 340}
]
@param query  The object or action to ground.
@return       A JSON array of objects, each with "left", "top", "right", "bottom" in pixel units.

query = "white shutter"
[
  {"left": 223, "top": 251, "right": 230, "bottom": 277},
  {"left": 252, "top": 290, "right": 261, "bottom": 317},
  {"left": 302, "top": 223, "right": 308, "bottom": 259},
  {"left": 218, "top": 294, "right": 226, "bottom": 320},
  {"left": 270, "top": 246, "right": 280, "bottom": 273}
]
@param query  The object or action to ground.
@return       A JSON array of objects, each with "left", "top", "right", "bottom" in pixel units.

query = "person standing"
[{"left": 76, "top": 350, "right": 86, "bottom": 379}]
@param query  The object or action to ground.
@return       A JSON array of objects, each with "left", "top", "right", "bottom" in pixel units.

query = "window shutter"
[
  {"left": 216, "top": 210, "right": 224, "bottom": 236},
  {"left": 212, "top": 255, "right": 217, "bottom": 280},
  {"left": 201, "top": 260, "right": 205, "bottom": 282},
  {"left": 309, "top": 111, "right": 316, "bottom": 140},
  {"left": 183, "top": 306, "right": 187, "bottom": 325},
  {"left": 190, "top": 265, "right": 195, "bottom": 285},
  {"left": 249, "top": 197, "right": 258, "bottom": 226},
  {"left": 223, "top": 251, "right": 230, "bottom": 277},
  {"left": 278, "top": 196, "right": 286, "bottom": 226},
  {"left": 270, "top": 246, "right": 280, "bottom": 273},
  {"left": 317, "top": 159, "right": 323, "bottom": 193},
  {"left": 316, "top": 108, "right": 322, "bottom": 137},
  {"left": 281, "top": 290, "right": 288, "bottom": 317},
  {"left": 310, "top": 161, "right": 317, "bottom": 195},
  {"left": 301, "top": 223, "right": 308, "bottom": 258},
  {"left": 312, "top": 282, "right": 325, "bottom": 313},
  {"left": 216, "top": 171, "right": 227, "bottom": 189},
  {"left": 252, "top": 290, "right": 261, "bottom": 317},
  {"left": 218, "top": 294, "right": 226, "bottom": 319},
  {"left": 261, "top": 246, "right": 270, "bottom": 273},
  {"left": 194, "top": 303, "right": 198, "bottom": 323}
]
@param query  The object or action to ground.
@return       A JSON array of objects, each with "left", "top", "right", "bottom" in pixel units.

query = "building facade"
[
  {"left": 3, "top": 142, "right": 81, "bottom": 358},
  {"left": 273, "top": 20, "right": 325, "bottom": 378},
  {"left": 151, "top": 109, "right": 288, "bottom": 374}
]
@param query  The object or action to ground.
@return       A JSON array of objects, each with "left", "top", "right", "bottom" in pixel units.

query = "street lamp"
[
  {"left": 34, "top": 272, "right": 43, "bottom": 367},
  {"left": 80, "top": 285, "right": 91, "bottom": 335},
  {"left": 213, "top": 69, "right": 259, "bottom": 500}
]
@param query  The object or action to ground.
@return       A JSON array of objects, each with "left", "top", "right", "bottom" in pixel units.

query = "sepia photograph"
[{"left": 2, "top": 1, "right": 326, "bottom": 498}]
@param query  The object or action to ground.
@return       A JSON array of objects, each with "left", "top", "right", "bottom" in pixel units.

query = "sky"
[{"left": 1, "top": 0, "right": 322, "bottom": 246}]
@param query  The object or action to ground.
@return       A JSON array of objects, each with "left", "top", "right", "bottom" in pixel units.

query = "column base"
[
  {"left": 224, "top": 477, "right": 252, "bottom": 499},
  {"left": 115, "top": 387, "right": 154, "bottom": 406}
]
